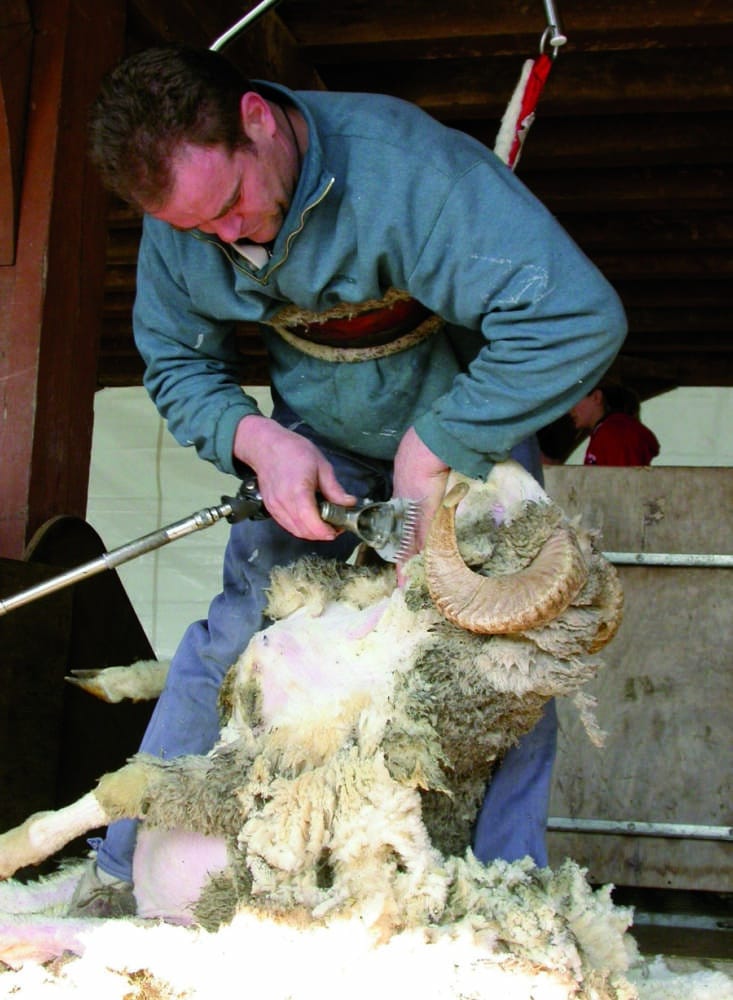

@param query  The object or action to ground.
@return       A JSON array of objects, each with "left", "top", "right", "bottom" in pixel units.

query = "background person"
[{"left": 570, "top": 382, "right": 659, "bottom": 466}]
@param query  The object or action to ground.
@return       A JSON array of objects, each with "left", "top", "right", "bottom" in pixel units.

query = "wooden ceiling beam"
[
  {"left": 525, "top": 165, "right": 731, "bottom": 212},
  {"left": 103, "top": 291, "right": 141, "bottom": 316},
  {"left": 106, "top": 231, "right": 142, "bottom": 265},
  {"left": 278, "top": 0, "right": 733, "bottom": 53},
  {"left": 127, "top": 0, "right": 259, "bottom": 50},
  {"left": 624, "top": 311, "right": 732, "bottom": 335},
  {"left": 612, "top": 351, "right": 733, "bottom": 387},
  {"left": 560, "top": 213, "right": 733, "bottom": 252},
  {"left": 613, "top": 279, "right": 733, "bottom": 308},
  {"left": 320, "top": 49, "right": 733, "bottom": 120},
  {"left": 477, "top": 112, "right": 733, "bottom": 170},
  {"left": 127, "top": 0, "right": 323, "bottom": 88},
  {"left": 590, "top": 248, "right": 732, "bottom": 279},
  {"left": 103, "top": 266, "right": 137, "bottom": 291}
]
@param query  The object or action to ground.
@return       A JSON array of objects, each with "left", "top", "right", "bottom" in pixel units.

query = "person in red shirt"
[{"left": 570, "top": 382, "right": 660, "bottom": 466}]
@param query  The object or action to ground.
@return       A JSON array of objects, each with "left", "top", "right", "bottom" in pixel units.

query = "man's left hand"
[{"left": 392, "top": 427, "right": 449, "bottom": 574}]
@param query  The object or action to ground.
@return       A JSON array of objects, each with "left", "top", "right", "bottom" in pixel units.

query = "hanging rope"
[
  {"left": 493, "top": 1, "right": 567, "bottom": 170},
  {"left": 210, "top": 0, "right": 284, "bottom": 51}
]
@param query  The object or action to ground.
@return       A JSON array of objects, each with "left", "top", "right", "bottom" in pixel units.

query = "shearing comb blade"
[
  {"left": 392, "top": 498, "right": 421, "bottom": 563},
  {"left": 319, "top": 497, "right": 422, "bottom": 563}
]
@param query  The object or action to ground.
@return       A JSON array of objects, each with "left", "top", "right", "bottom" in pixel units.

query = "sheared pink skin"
[
  {"left": 344, "top": 600, "right": 389, "bottom": 640},
  {"left": 249, "top": 599, "right": 391, "bottom": 721},
  {"left": 0, "top": 920, "right": 89, "bottom": 966},
  {"left": 0, "top": 833, "right": 228, "bottom": 962},
  {"left": 0, "top": 868, "right": 91, "bottom": 964},
  {"left": 132, "top": 827, "right": 228, "bottom": 924}
]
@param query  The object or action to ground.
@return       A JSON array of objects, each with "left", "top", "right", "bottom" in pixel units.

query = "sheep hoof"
[{"left": 65, "top": 669, "right": 118, "bottom": 702}]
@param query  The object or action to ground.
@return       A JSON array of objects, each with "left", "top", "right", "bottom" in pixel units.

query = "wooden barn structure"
[{"left": 0, "top": 0, "right": 731, "bottom": 954}]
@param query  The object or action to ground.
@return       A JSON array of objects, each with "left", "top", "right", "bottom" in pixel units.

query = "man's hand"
[
  {"left": 233, "top": 415, "right": 356, "bottom": 540},
  {"left": 392, "top": 427, "right": 449, "bottom": 569}
]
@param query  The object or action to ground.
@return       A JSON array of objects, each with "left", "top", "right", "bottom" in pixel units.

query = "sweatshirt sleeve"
[
  {"left": 409, "top": 158, "right": 627, "bottom": 478},
  {"left": 132, "top": 219, "right": 261, "bottom": 476}
]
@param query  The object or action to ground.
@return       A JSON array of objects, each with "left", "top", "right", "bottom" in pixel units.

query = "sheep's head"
[{"left": 420, "top": 461, "right": 622, "bottom": 651}]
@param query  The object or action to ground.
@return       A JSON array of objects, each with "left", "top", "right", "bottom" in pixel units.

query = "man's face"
[{"left": 148, "top": 94, "right": 299, "bottom": 246}]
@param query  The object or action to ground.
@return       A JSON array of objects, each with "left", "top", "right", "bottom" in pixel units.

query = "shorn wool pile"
[{"left": 0, "top": 462, "right": 730, "bottom": 999}]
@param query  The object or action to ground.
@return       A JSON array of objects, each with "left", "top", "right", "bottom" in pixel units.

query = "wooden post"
[
  {"left": 0, "top": 2, "right": 33, "bottom": 265},
  {"left": 0, "top": 0, "right": 125, "bottom": 557}
]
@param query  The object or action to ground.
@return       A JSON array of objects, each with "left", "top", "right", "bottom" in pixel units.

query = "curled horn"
[{"left": 424, "top": 482, "right": 589, "bottom": 634}]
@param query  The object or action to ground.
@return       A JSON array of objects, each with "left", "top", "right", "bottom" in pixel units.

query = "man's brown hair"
[{"left": 88, "top": 46, "right": 252, "bottom": 211}]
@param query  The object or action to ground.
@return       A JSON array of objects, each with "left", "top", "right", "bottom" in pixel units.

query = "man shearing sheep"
[{"left": 71, "top": 45, "right": 627, "bottom": 915}]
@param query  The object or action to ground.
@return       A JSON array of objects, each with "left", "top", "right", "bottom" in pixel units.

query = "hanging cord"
[
  {"left": 210, "top": 0, "right": 284, "bottom": 51},
  {"left": 494, "top": 1, "right": 568, "bottom": 170}
]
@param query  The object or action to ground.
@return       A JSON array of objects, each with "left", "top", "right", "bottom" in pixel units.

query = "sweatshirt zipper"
[{"left": 191, "top": 176, "right": 335, "bottom": 286}]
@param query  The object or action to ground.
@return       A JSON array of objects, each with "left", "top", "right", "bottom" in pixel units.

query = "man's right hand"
[{"left": 232, "top": 414, "right": 356, "bottom": 540}]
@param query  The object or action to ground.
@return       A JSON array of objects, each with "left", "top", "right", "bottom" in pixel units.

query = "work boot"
[{"left": 67, "top": 859, "right": 136, "bottom": 918}]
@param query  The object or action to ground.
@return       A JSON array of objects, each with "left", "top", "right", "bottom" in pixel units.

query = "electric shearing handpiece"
[
  {"left": 232, "top": 476, "right": 419, "bottom": 563},
  {"left": 0, "top": 476, "right": 419, "bottom": 617}
]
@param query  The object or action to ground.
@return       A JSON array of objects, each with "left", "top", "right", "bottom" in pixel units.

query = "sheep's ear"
[{"left": 424, "top": 480, "right": 588, "bottom": 634}]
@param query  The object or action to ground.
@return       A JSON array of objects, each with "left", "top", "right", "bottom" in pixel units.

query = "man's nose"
[{"left": 210, "top": 214, "right": 242, "bottom": 243}]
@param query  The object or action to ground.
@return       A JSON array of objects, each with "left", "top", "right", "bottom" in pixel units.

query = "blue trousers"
[{"left": 97, "top": 412, "right": 556, "bottom": 880}]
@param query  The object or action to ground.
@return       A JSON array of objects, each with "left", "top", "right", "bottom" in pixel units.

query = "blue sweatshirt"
[{"left": 133, "top": 83, "right": 627, "bottom": 478}]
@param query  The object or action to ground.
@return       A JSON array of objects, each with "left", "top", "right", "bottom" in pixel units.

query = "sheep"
[{"left": 0, "top": 461, "right": 635, "bottom": 995}]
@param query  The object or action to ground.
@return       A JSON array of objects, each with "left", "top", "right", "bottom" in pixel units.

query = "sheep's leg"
[
  {"left": 66, "top": 659, "right": 170, "bottom": 703},
  {"left": 0, "top": 761, "right": 152, "bottom": 879}
]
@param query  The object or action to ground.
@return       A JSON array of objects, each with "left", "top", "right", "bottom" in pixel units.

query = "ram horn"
[{"left": 424, "top": 481, "right": 589, "bottom": 634}]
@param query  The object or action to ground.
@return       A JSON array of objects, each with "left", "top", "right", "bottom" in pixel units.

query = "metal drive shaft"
[{"left": 0, "top": 502, "right": 238, "bottom": 618}]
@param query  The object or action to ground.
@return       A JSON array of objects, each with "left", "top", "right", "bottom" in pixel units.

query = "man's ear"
[
  {"left": 239, "top": 92, "right": 277, "bottom": 141},
  {"left": 590, "top": 388, "right": 608, "bottom": 416}
]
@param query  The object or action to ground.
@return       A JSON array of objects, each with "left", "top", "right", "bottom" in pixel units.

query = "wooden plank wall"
[
  {"left": 0, "top": 0, "right": 125, "bottom": 558},
  {"left": 544, "top": 466, "right": 732, "bottom": 891}
]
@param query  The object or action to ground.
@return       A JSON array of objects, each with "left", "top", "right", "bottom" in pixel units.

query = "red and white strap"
[{"left": 494, "top": 51, "right": 554, "bottom": 170}]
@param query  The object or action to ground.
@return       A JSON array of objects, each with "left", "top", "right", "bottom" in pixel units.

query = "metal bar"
[
  {"left": 604, "top": 552, "right": 733, "bottom": 568},
  {"left": 0, "top": 503, "right": 235, "bottom": 617},
  {"left": 548, "top": 818, "right": 733, "bottom": 842},
  {"left": 210, "top": 0, "right": 284, "bottom": 52},
  {"left": 541, "top": 0, "right": 568, "bottom": 49},
  {"left": 631, "top": 913, "right": 730, "bottom": 931}
]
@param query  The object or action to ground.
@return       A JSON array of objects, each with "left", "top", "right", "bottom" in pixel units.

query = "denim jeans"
[{"left": 97, "top": 413, "right": 555, "bottom": 880}]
